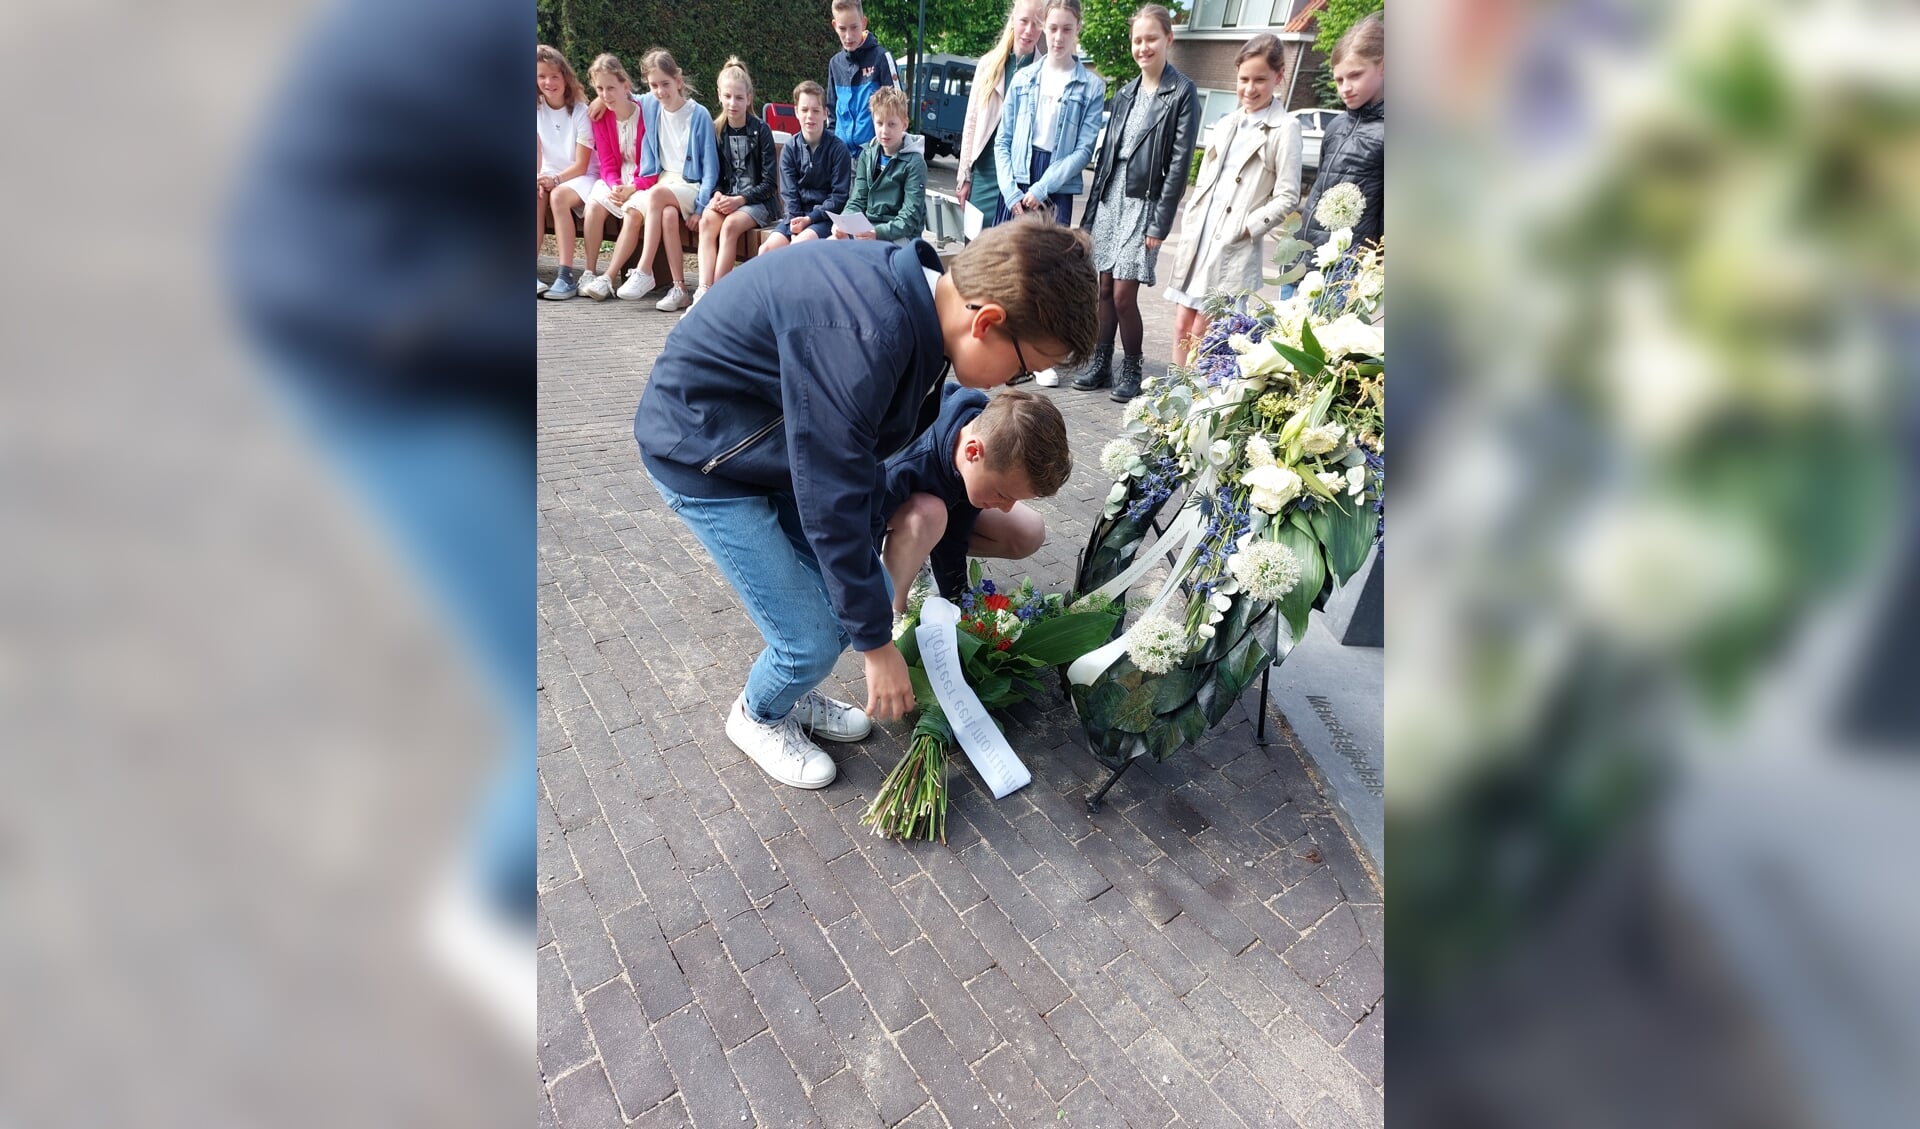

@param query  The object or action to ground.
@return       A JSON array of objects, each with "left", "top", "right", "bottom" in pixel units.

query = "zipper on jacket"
[{"left": 701, "top": 416, "right": 783, "bottom": 474}]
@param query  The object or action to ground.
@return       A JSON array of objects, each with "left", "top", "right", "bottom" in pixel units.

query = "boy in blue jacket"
[
  {"left": 826, "top": 0, "right": 898, "bottom": 156},
  {"left": 761, "top": 81, "right": 852, "bottom": 252},
  {"left": 634, "top": 220, "right": 1097, "bottom": 789},
  {"left": 880, "top": 385, "right": 1070, "bottom": 622}
]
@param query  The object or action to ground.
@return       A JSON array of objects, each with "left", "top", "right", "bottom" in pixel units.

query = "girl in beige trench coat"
[{"left": 1162, "top": 33, "right": 1302, "bottom": 366}]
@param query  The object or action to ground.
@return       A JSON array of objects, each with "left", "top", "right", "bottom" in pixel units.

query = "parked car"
[
  {"left": 902, "top": 53, "right": 976, "bottom": 159},
  {"left": 764, "top": 101, "right": 800, "bottom": 145},
  {"left": 1292, "top": 107, "right": 1339, "bottom": 169}
]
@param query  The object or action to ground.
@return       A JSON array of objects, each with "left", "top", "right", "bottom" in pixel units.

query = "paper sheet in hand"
[
  {"left": 825, "top": 210, "right": 874, "bottom": 236},
  {"left": 963, "top": 201, "right": 984, "bottom": 240},
  {"left": 914, "top": 596, "right": 1032, "bottom": 799}
]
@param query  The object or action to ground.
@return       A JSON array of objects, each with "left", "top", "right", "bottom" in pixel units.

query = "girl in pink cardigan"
[{"left": 578, "top": 54, "right": 658, "bottom": 301}]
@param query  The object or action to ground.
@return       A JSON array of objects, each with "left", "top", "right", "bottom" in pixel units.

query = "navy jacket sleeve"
[
  {"left": 775, "top": 324, "right": 912, "bottom": 651},
  {"left": 928, "top": 507, "right": 978, "bottom": 599},
  {"left": 810, "top": 142, "right": 854, "bottom": 224},
  {"left": 780, "top": 142, "right": 805, "bottom": 219}
]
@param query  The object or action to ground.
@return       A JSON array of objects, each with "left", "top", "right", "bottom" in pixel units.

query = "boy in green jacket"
[{"left": 833, "top": 87, "right": 927, "bottom": 245}]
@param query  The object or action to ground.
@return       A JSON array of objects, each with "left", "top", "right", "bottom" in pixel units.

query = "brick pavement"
[{"left": 537, "top": 243, "right": 1382, "bottom": 1128}]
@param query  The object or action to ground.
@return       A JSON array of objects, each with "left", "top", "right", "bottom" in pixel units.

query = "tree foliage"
[
  {"left": 538, "top": 0, "right": 840, "bottom": 112},
  {"left": 1080, "top": 0, "right": 1189, "bottom": 91}
]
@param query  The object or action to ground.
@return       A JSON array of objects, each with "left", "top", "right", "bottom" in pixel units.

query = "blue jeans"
[
  {"left": 647, "top": 473, "right": 885, "bottom": 724},
  {"left": 280, "top": 377, "right": 534, "bottom": 922}
]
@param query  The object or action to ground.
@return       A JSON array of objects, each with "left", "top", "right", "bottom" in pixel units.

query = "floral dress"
[{"left": 1090, "top": 93, "right": 1158, "bottom": 284}]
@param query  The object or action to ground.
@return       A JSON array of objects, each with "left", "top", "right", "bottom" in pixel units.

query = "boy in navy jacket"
[
  {"left": 761, "top": 81, "right": 852, "bottom": 252},
  {"left": 880, "top": 385, "right": 1070, "bottom": 622},
  {"left": 826, "top": 0, "right": 897, "bottom": 155},
  {"left": 634, "top": 220, "right": 1097, "bottom": 789}
]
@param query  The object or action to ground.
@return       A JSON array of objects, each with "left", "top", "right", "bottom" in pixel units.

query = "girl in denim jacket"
[{"left": 992, "top": 0, "right": 1104, "bottom": 225}]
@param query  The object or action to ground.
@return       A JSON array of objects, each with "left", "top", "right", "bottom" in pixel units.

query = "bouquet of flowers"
[
  {"left": 1072, "top": 191, "right": 1385, "bottom": 766},
  {"left": 860, "top": 565, "right": 1118, "bottom": 841}
]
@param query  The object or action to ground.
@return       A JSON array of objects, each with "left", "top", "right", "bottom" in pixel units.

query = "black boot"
[
  {"left": 1071, "top": 341, "right": 1114, "bottom": 390},
  {"left": 1109, "top": 354, "right": 1145, "bottom": 402}
]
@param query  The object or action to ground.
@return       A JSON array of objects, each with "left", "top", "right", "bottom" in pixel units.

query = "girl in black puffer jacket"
[{"left": 1298, "top": 11, "right": 1383, "bottom": 249}]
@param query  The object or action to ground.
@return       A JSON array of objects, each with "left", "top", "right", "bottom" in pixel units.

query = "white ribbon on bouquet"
[{"left": 914, "top": 596, "right": 1032, "bottom": 799}]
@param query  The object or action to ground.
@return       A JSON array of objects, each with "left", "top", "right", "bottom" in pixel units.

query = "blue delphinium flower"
[{"left": 980, "top": 579, "right": 996, "bottom": 597}]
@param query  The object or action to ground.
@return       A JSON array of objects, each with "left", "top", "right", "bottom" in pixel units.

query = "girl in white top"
[
  {"left": 537, "top": 45, "right": 600, "bottom": 299},
  {"left": 578, "top": 54, "right": 648, "bottom": 301},
  {"left": 1162, "top": 34, "right": 1302, "bottom": 364},
  {"left": 626, "top": 48, "right": 717, "bottom": 312}
]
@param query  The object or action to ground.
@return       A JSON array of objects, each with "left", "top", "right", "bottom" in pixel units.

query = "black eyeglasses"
[{"left": 966, "top": 303, "right": 1035, "bottom": 385}]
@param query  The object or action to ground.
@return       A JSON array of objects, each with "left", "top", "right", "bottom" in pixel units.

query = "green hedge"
[{"left": 537, "top": 0, "right": 839, "bottom": 111}]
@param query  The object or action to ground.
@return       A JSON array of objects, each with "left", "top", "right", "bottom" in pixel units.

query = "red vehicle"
[{"left": 763, "top": 102, "right": 800, "bottom": 138}]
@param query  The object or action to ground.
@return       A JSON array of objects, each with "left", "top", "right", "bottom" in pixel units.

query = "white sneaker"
[
  {"left": 726, "top": 696, "right": 838, "bottom": 789},
  {"left": 536, "top": 277, "right": 548, "bottom": 295},
  {"left": 656, "top": 285, "right": 691, "bottom": 312},
  {"left": 580, "top": 272, "right": 612, "bottom": 300},
  {"left": 794, "top": 689, "right": 872, "bottom": 742},
  {"left": 689, "top": 285, "right": 709, "bottom": 308},
  {"left": 1034, "top": 367, "right": 1061, "bottom": 387},
  {"left": 615, "top": 269, "right": 654, "bottom": 300}
]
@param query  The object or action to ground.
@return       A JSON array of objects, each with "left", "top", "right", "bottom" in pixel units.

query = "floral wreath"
[{"left": 1069, "top": 185, "right": 1386, "bottom": 770}]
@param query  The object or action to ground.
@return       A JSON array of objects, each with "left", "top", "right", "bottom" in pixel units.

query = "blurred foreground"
[
  {"left": 1390, "top": 0, "right": 1919, "bottom": 1125},
  {"left": 0, "top": 0, "right": 527, "bottom": 1126}
]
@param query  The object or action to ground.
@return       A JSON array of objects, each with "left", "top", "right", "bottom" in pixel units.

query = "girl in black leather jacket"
[
  {"left": 1072, "top": 4, "right": 1200, "bottom": 402},
  {"left": 1298, "top": 11, "right": 1383, "bottom": 250}
]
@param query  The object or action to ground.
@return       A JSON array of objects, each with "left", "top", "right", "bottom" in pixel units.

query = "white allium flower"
[
  {"left": 1228, "top": 540, "right": 1302, "bottom": 602},
  {"left": 1124, "top": 614, "right": 1190, "bottom": 675},
  {"left": 993, "top": 609, "right": 1025, "bottom": 642},
  {"left": 1301, "top": 423, "right": 1345, "bottom": 455},
  {"left": 1100, "top": 438, "right": 1141, "bottom": 479},
  {"left": 1123, "top": 397, "right": 1156, "bottom": 427},
  {"left": 1314, "top": 181, "right": 1366, "bottom": 232},
  {"left": 1246, "top": 435, "right": 1276, "bottom": 469},
  {"left": 1241, "top": 464, "right": 1303, "bottom": 513}
]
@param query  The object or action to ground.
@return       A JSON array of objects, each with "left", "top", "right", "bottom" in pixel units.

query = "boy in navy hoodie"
[
  {"left": 760, "top": 81, "right": 852, "bottom": 252},
  {"left": 880, "top": 386, "right": 1071, "bottom": 624},
  {"left": 634, "top": 220, "right": 1097, "bottom": 790},
  {"left": 826, "top": 0, "right": 897, "bottom": 156}
]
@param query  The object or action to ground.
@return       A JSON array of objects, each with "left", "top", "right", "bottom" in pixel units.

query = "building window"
[
  {"left": 1222, "top": 0, "right": 1244, "bottom": 26},
  {"left": 1191, "top": 0, "right": 1227, "bottom": 29},
  {"left": 1269, "top": 0, "right": 1305, "bottom": 26}
]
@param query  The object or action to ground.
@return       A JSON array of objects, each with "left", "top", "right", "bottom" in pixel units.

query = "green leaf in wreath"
[
  {"left": 1111, "top": 682, "right": 1158, "bottom": 733},
  {"left": 896, "top": 623, "right": 922, "bottom": 667},
  {"left": 1150, "top": 668, "right": 1202, "bottom": 714},
  {"left": 956, "top": 629, "right": 983, "bottom": 667},
  {"left": 1297, "top": 320, "right": 1328, "bottom": 366},
  {"left": 1085, "top": 680, "right": 1130, "bottom": 728},
  {"left": 1308, "top": 495, "right": 1376, "bottom": 585},
  {"left": 1265, "top": 339, "right": 1326, "bottom": 381},
  {"left": 1273, "top": 522, "right": 1326, "bottom": 643},
  {"left": 973, "top": 674, "right": 1013, "bottom": 706},
  {"left": 1146, "top": 716, "right": 1185, "bottom": 761},
  {"left": 1015, "top": 613, "right": 1122, "bottom": 666}
]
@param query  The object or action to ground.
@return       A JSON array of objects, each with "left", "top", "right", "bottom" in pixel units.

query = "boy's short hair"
[
  {"left": 973, "top": 389, "right": 1072, "bottom": 497},
  {"left": 831, "top": 0, "right": 866, "bottom": 19},
  {"left": 793, "top": 80, "right": 826, "bottom": 105},
  {"left": 868, "top": 86, "right": 908, "bottom": 123},
  {"left": 947, "top": 216, "right": 1099, "bottom": 367}
]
